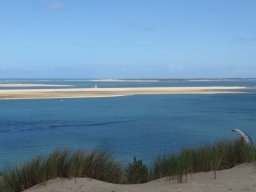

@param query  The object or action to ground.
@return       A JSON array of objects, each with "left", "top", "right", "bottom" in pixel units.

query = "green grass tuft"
[{"left": 125, "top": 157, "right": 149, "bottom": 184}]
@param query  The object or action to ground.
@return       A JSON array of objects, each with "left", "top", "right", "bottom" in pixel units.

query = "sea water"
[{"left": 0, "top": 79, "right": 256, "bottom": 168}]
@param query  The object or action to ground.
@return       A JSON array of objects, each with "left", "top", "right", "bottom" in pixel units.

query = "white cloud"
[
  {"left": 168, "top": 64, "right": 184, "bottom": 72},
  {"left": 47, "top": 3, "right": 64, "bottom": 11}
]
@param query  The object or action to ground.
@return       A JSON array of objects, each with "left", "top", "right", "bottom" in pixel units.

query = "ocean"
[{"left": 0, "top": 79, "right": 256, "bottom": 168}]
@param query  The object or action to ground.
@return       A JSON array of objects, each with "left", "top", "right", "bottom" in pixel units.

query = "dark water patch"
[
  {"left": 49, "top": 118, "right": 144, "bottom": 129},
  {"left": 0, "top": 118, "right": 144, "bottom": 133},
  {"left": 0, "top": 129, "right": 11, "bottom": 133}
]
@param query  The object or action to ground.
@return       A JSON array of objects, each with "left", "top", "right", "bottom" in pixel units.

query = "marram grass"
[
  {"left": 0, "top": 150, "right": 123, "bottom": 192},
  {"left": 152, "top": 139, "right": 255, "bottom": 182},
  {"left": 0, "top": 139, "right": 255, "bottom": 192}
]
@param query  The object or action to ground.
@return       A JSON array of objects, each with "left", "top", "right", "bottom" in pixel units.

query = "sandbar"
[
  {"left": 0, "top": 86, "right": 248, "bottom": 100},
  {"left": 91, "top": 79, "right": 160, "bottom": 82}
]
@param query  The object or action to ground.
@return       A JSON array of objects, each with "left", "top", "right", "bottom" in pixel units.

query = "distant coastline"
[
  {"left": 0, "top": 84, "right": 72, "bottom": 88},
  {"left": 90, "top": 79, "right": 160, "bottom": 82},
  {"left": 89, "top": 78, "right": 256, "bottom": 83},
  {"left": 1, "top": 78, "right": 256, "bottom": 83}
]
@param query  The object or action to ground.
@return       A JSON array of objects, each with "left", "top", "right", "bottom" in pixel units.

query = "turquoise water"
[{"left": 0, "top": 79, "right": 256, "bottom": 168}]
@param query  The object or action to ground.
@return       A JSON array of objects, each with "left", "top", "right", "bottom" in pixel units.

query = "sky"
[{"left": 0, "top": 0, "right": 256, "bottom": 79}]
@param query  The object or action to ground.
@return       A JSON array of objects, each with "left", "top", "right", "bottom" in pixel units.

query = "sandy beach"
[
  {"left": 25, "top": 164, "right": 256, "bottom": 192},
  {"left": 0, "top": 86, "right": 247, "bottom": 100}
]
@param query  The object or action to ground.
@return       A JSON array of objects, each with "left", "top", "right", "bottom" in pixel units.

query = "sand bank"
[
  {"left": 0, "top": 86, "right": 247, "bottom": 100},
  {"left": 91, "top": 79, "right": 160, "bottom": 82},
  {"left": 25, "top": 164, "right": 256, "bottom": 192},
  {"left": 0, "top": 84, "right": 72, "bottom": 88}
]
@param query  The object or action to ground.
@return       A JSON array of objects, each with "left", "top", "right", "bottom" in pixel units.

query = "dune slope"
[{"left": 25, "top": 164, "right": 256, "bottom": 192}]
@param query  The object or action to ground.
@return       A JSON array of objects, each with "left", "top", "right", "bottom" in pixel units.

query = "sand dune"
[
  {"left": 0, "top": 86, "right": 247, "bottom": 100},
  {"left": 25, "top": 164, "right": 256, "bottom": 192}
]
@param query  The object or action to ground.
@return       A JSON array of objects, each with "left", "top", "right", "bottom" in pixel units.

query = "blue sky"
[{"left": 0, "top": 0, "right": 256, "bottom": 78}]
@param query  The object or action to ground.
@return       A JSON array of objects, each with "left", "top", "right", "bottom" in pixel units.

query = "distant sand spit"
[
  {"left": 25, "top": 164, "right": 256, "bottom": 192},
  {"left": 91, "top": 79, "right": 160, "bottom": 82},
  {"left": 0, "top": 84, "right": 72, "bottom": 88},
  {"left": 0, "top": 86, "right": 248, "bottom": 100}
]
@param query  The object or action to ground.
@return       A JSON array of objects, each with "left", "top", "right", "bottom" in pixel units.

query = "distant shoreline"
[
  {"left": 1, "top": 78, "right": 256, "bottom": 82},
  {"left": 0, "top": 84, "right": 72, "bottom": 88},
  {"left": 90, "top": 79, "right": 160, "bottom": 82},
  {"left": 0, "top": 86, "right": 248, "bottom": 100}
]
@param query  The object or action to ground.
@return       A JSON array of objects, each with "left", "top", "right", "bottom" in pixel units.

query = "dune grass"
[
  {"left": 152, "top": 139, "right": 255, "bottom": 183},
  {"left": 0, "top": 150, "right": 123, "bottom": 192},
  {"left": 0, "top": 139, "right": 255, "bottom": 192}
]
